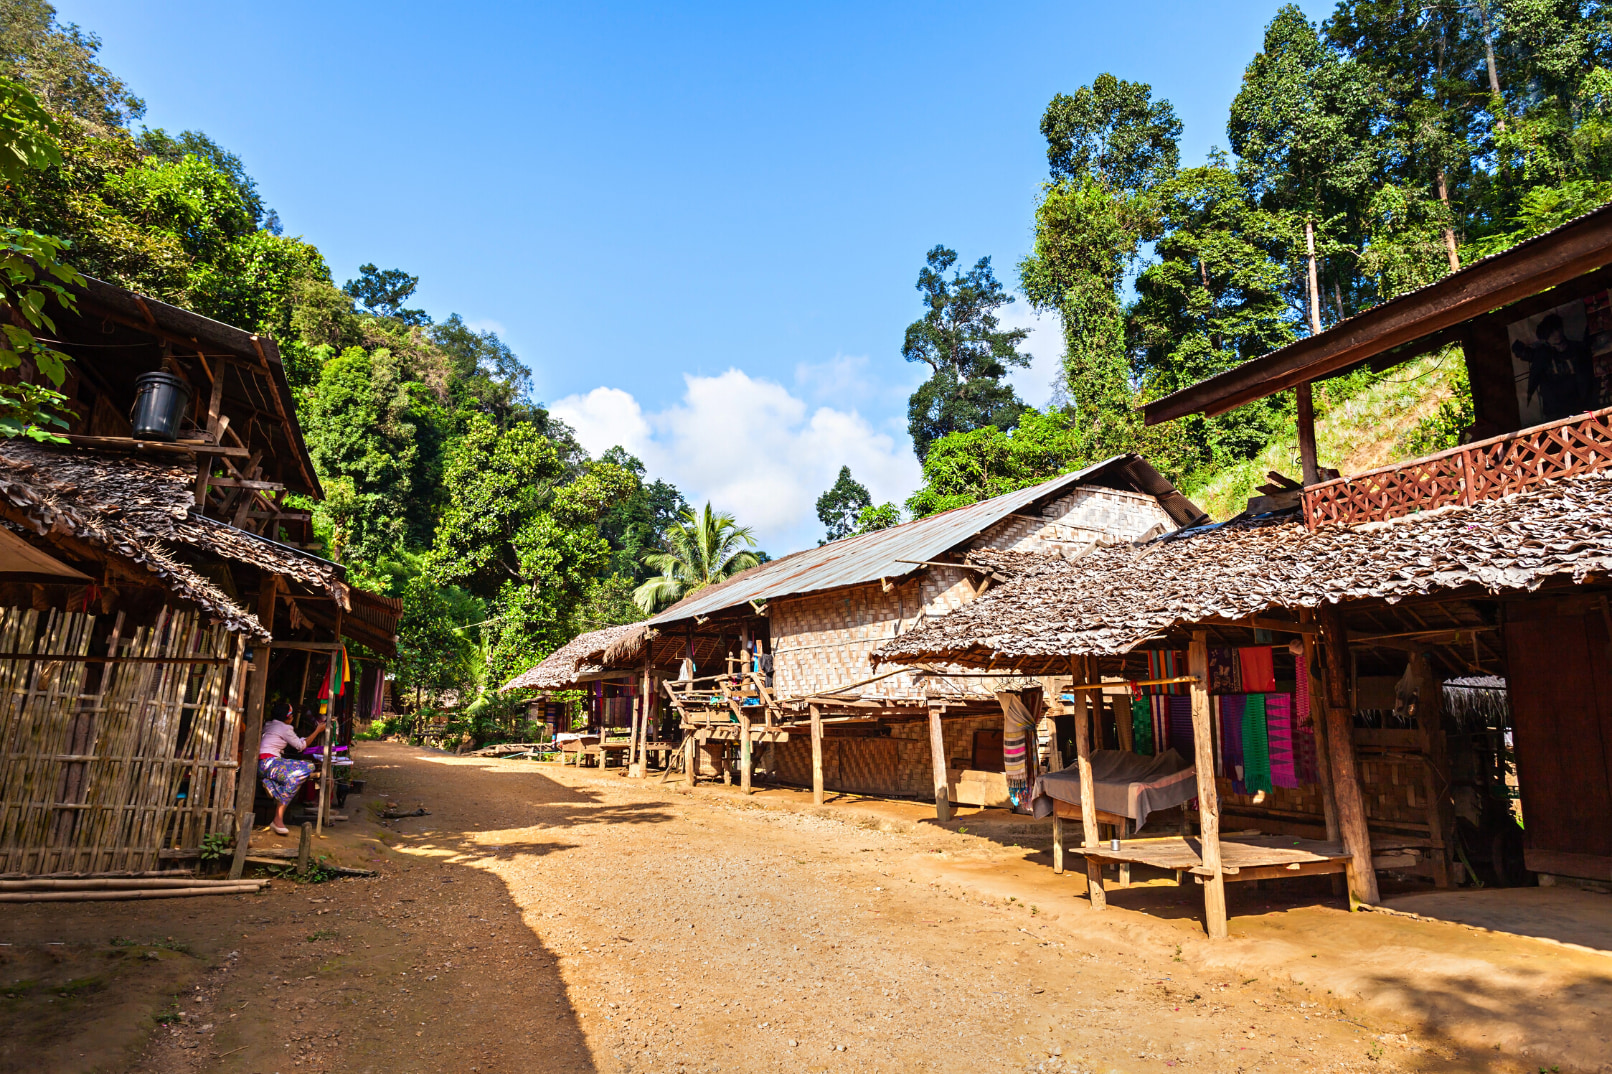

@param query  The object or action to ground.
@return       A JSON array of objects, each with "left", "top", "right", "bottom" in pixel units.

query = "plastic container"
[{"left": 130, "top": 371, "right": 192, "bottom": 441}]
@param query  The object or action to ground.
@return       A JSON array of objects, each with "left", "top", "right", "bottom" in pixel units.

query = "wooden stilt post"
[
  {"left": 928, "top": 699, "right": 952, "bottom": 822},
  {"left": 1188, "top": 633, "right": 1227, "bottom": 939},
  {"left": 810, "top": 703, "right": 825, "bottom": 806},
  {"left": 1410, "top": 651, "right": 1454, "bottom": 888},
  {"left": 228, "top": 812, "right": 254, "bottom": 881},
  {"left": 1052, "top": 815, "right": 1064, "bottom": 874},
  {"left": 684, "top": 732, "right": 698, "bottom": 788},
  {"left": 233, "top": 574, "right": 279, "bottom": 820},
  {"left": 738, "top": 709, "right": 752, "bottom": 794},
  {"left": 1317, "top": 604, "right": 1380, "bottom": 907},
  {"left": 1072, "top": 656, "right": 1104, "bottom": 909},
  {"left": 1296, "top": 381, "right": 1320, "bottom": 486},
  {"left": 316, "top": 648, "right": 337, "bottom": 837}
]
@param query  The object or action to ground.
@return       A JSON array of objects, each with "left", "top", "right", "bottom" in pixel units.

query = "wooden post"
[
  {"left": 1296, "top": 381, "right": 1320, "bottom": 486},
  {"left": 1301, "top": 617, "right": 1346, "bottom": 897},
  {"left": 1410, "top": 651, "right": 1454, "bottom": 888},
  {"left": 1072, "top": 656, "right": 1104, "bottom": 910},
  {"left": 684, "top": 732, "right": 698, "bottom": 789},
  {"left": 1188, "top": 633, "right": 1227, "bottom": 939},
  {"left": 738, "top": 707, "right": 752, "bottom": 794},
  {"left": 1317, "top": 604, "right": 1381, "bottom": 906},
  {"left": 297, "top": 821, "right": 312, "bottom": 875},
  {"left": 233, "top": 575, "right": 279, "bottom": 819},
  {"left": 928, "top": 700, "right": 952, "bottom": 822},
  {"left": 316, "top": 648, "right": 338, "bottom": 837},
  {"left": 1052, "top": 815, "right": 1064, "bottom": 874},
  {"left": 810, "top": 703, "right": 825, "bottom": 806},
  {"left": 228, "top": 812, "right": 254, "bottom": 881}
]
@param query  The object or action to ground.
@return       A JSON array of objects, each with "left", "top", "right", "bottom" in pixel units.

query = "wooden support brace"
[
  {"left": 928, "top": 700, "right": 952, "bottom": 822},
  {"left": 1317, "top": 605, "right": 1381, "bottom": 906},
  {"left": 1073, "top": 656, "right": 1104, "bottom": 910},
  {"left": 810, "top": 703, "right": 825, "bottom": 807},
  {"left": 1188, "top": 634, "right": 1227, "bottom": 939}
]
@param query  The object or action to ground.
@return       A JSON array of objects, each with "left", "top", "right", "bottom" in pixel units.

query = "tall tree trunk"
[
  {"left": 1435, "top": 169, "right": 1461, "bottom": 273},
  {"left": 1304, "top": 218, "right": 1323, "bottom": 335},
  {"left": 1332, "top": 279, "right": 1346, "bottom": 324},
  {"left": 1474, "top": 0, "right": 1505, "bottom": 129}
]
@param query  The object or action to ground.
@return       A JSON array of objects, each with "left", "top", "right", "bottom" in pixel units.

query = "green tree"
[
  {"left": 1127, "top": 161, "right": 1297, "bottom": 475},
  {"left": 815, "top": 464, "right": 872, "bottom": 543},
  {"left": 854, "top": 502, "right": 902, "bottom": 533},
  {"left": 903, "top": 245, "right": 1031, "bottom": 460},
  {"left": 1022, "top": 73, "right": 1181, "bottom": 462},
  {"left": 595, "top": 446, "right": 687, "bottom": 582},
  {"left": 633, "top": 503, "right": 761, "bottom": 612},
  {"left": 905, "top": 409, "right": 1085, "bottom": 517},
  {"left": 1229, "top": 6, "right": 1378, "bottom": 326},
  {"left": 345, "top": 263, "right": 430, "bottom": 326}
]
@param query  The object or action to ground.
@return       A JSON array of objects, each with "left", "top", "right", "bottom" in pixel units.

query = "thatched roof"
[
  {"left": 874, "top": 473, "right": 1612, "bottom": 669},
  {"left": 0, "top": 443, "right": 354, "bottom": 638},
  {"left": 500, "top": 623, "right": 641, "bottom": 693}
]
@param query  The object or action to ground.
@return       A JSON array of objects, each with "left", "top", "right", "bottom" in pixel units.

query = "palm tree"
[{"left": 633, "top": 503, "right": 762, "bottom": 612}]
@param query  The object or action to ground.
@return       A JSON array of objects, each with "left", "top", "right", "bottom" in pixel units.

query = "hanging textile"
[
  {"left": 1217, "top": 694, "right": 1247, "bottom": 794},
  {"left": 1241, "top": 693, "right": 1273, "bottom": 794},
  {"left": 996, "top": 688, "right": 1044, "bottom": 813},
  {"left": 1152, "top": 695, "right": 1169, "bottom": 751},
  {"left": 1294, "top": 668, "right": 1319, "bottom": 784},
  {"left": 1147, "top": 650, "right": 1187, "bottom": 694},
  {"left": 1238, "top": 647, "right": 1277, "bottom": 693},
  {"left": 1208, "top": 648, "right": 1241, "bottom": 694},
  {"left": 1266, "top": 692, "right": 1299, "bottom": 788},
  {"left": 1130, "top": 694, "right": 1154, "bottom": 756},
  {"left": 1167, "top": 695, "right": 1195, "bottom": 758}
]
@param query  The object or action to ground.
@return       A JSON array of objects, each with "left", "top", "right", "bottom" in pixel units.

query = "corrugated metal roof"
[{"left": 638, "top": 454, "right": 1200, "bottom": 629}]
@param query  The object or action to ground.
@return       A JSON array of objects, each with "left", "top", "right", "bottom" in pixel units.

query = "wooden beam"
[
  {"left": 810, "top": 703, "right": 825, "bottom": 807},
  {"left": 1144, "top": 203, "right": 1612, "bottom": 424},
  {"left": 928, "top": 699, "right": 951, "bottom": 822},
  {"left": 1072, "top": 656, "right": 1104, "bottom": 910},
  {"left": 60, "top": 434, "right": 251, "bottom": 458},
  {"left": 1187, "top": 634, "right": 1227, "bottom": 939},
  {"left": 233, "top": 574, "right": 279, "bottom": 819},
  {"left": 1296, "top": 382, "right": 1320, "bottom": 486},
  {"left": 1317, "top": 604, "right": 1381, "bottom": 906}
]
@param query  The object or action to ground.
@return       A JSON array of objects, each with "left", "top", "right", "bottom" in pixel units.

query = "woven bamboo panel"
[
  {"left": 0, "top": 607, "right": 246, "bottom": 876},
  {"left": 970, "top": 487, "right": 1172, "bottom": 554},
  {"left": 769, "top": 714, "right": 1003, "bottom": 798}
]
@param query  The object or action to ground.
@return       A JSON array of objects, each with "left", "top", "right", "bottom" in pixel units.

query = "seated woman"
[{"left": 258, "top": 700, "right": 328, "bottom": 835}]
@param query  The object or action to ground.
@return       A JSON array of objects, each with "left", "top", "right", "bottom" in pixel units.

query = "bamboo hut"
[
  {"left": 0, "top": 277, "right": 398, "bottom": 879},
  {"left": 876, "top": 201, "right": 1612, "bottom": 937},
  {"left": 503, "top": 455, "right": 1204, "bottom": 808}
]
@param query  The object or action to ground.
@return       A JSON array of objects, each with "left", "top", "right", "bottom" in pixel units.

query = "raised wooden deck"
[
  {"left": 1071, "top": 834, "right": 1352, "bottom": 884},
  {"left": 1301, "top": 404, "right": 1612, "bottom": 528}
]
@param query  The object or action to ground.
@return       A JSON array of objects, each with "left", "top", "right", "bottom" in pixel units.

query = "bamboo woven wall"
[
  {"left": 771, "top": 715, "right": 1001, "bottom": 798},
  {"left": 770, "top": 486, "right": 1175, "bottom": 701},
  {"left": 969, "top": 487, "right": 1173, "bottom": 555},
  {"left": 0, "top": 606, "right": 247, "bottom": 876}
]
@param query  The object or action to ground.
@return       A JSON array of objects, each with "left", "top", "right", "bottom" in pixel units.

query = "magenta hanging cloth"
[
  {"left": 1167, "top": 695, "right": 1195, "bottom": 757},
  {"left": 1238, "top": 646, "right": 1277, "bottom": 693},
  {"left": 1266, "top": 692, "right": 1300, "bottom": 788},
  {"left": 1294, "top": 668, "right": 1320, "bottom": 784}
]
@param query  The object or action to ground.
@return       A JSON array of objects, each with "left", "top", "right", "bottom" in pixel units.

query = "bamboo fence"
[{"left": 0, "top": 606, "right": 247, "bottom": 876}]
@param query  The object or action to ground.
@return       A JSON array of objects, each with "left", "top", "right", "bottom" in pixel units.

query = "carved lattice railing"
[{"left": 1302, "top": 405, "right": 1612, "bottom": 528}]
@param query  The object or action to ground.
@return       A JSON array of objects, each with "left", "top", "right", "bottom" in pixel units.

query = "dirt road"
[{"left": 3, "top": 741, "right": 1604, "bottom": 1073}]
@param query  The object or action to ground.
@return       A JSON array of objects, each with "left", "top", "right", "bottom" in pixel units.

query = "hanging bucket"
[{"left": 130, "top": 371, "right": 192, "bottom": 441}]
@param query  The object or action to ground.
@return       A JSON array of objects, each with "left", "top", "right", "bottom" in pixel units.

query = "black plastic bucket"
[{"left": 130, "top": 371, "right": 192, "bottom": 441}]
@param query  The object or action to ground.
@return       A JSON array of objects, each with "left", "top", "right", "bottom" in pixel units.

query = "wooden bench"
[{"left": 1070, "top": 834, "right": 1353, "bottom": 901}]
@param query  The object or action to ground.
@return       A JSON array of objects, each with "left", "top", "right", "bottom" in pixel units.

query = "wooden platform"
[{"left": 1072, "top": 834, "right": 1352, "bottom": 884}]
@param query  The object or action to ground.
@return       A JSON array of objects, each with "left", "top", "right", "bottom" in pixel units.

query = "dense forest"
[{"left": 3, "top": 1, "right": 1610, "bottom": 739}]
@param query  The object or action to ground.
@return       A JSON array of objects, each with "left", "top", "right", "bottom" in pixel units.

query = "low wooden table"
[{"left": 1071, "top": 834, "right": 1352, "bottom": 901}]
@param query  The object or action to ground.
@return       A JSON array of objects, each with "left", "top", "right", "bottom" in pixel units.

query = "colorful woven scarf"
[
  {"left": 1238, "top": 646, "right": 1277, "bottom": 693},
  {"left": 1147, "top": 650, "right": 1187, "bottom": 694},
  {"left": 1167, "top": 695, "right": 1195, "bottom": 758},
  {"left": 1294, "top": 670, "right": 1320, "bottom": 784},
  {"left": 1130, "top": 694, "right": 1154, "bottom": 755},
  {"left": 1241, "top": 692, "right": 1273, "bottom": 794},
  {"left": 1208, "top": 648, "right": 1241, "bottom": 694},
  {"left": 1266, "top": 692, "right": 1298, "bottom": 788},
  {"left": 1217, "top": 694, "right": 1246, "bottom": 794}
]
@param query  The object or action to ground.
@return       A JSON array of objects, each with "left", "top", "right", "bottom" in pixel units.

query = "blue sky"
[{"left": 58, "top": 0, "right": 1328, "bottom": 552}]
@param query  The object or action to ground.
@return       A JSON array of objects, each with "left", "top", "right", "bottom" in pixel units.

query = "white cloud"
[
  {"left": 998, "top": 301, "right": 1065, "bottom": 409},
  {"left": 552, "top": 368, "right": 922, "bottom": 554}
]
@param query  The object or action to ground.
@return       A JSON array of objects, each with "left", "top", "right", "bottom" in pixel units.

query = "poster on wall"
[{"left": 1507, "top": 289, "right": 1612, "bottom": 425}]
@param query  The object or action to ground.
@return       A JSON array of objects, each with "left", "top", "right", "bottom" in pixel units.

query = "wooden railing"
[{"left": 1302, "top": 404, "right": 1612, "bottom": 529}]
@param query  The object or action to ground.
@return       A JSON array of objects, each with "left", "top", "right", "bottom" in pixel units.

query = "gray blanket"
[{"left": 1031, "top": 748, "right": 1197, "bottom": 829}]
